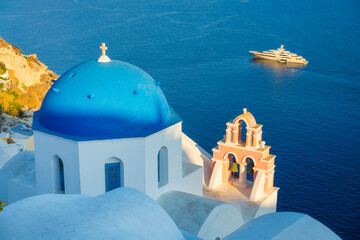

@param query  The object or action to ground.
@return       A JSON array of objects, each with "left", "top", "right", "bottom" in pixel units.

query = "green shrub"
[
  {"left": 18, "top": 108, "right": 24, "bottom": 118},
  {"left": 0, "top": 62, "right": 6, "bottom": 75},
  {"left": 9, "top": 102, "right": 23, "bottom": 118},
  {"left": 11, "top": 91, "right": 19, "bottom": 98},
  {"left": 0, "top": 83, "right": 4, "bottom": 89}
]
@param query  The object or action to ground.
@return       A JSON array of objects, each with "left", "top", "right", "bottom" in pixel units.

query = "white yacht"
[{"left": 249, "top": 45, "right": 308, "bottom": 65}]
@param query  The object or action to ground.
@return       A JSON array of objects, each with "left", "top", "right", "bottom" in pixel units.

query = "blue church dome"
[{"left": 33, "top": 60, "right": 181, "bottom": 141}]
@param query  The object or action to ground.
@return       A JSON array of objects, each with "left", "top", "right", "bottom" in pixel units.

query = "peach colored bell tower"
[{"left": 208, "top": 108, "right": 277, "bottom": 202}]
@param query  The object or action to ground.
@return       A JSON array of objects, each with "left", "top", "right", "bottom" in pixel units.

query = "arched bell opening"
[
  {"left": 225, "top": 153, "right": 239, "bottom": 179},
  {"left": 240, "top": 120, "right": 247, "bottom": 143},
  {"left": 232, "top": 118, "right": 252, "bottom": 147},
  {"left": 238, "top": 156, "right": 256, "bottom": 185},
  {"left": 245, "top": 157, "right": 256, "bottom": 182}
]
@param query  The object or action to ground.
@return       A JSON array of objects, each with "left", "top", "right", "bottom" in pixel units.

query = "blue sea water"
[{"left": 1, "top": 0, "right": 359, "bottom": 238}]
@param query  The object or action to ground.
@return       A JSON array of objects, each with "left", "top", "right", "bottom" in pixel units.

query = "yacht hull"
[
  {"left": 249, "top": 48, "right": 308, "bottom": 65},
  {"left": 250, "top": 51, "right": 278, "bottom": 61}
]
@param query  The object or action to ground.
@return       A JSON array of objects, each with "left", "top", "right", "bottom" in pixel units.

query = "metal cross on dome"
[
  {"left": 98, "top": 42, "right": 111, "bottom": 62},
  {"left": 100, "top": 43, "right": 108, "bottom": 57}
]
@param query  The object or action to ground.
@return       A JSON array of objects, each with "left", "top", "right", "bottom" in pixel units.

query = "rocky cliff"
[{"left": 0, "top": 37, "right": 58, "bottom": 117}]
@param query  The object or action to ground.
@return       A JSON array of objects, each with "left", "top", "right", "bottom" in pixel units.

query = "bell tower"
[{"left": 208, "top": 109, "right": 277, "bottom": 202}]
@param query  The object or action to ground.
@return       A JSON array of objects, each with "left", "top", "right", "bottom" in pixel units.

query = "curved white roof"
[
  {"left": 157, "top": 191, "right": 244, "bottom": 240},
  {"left": 224, "top": 212, "right": 340, "bottom": 240},
  {"left": 0, "top": 188, "right": 185, "bottom": 240}
]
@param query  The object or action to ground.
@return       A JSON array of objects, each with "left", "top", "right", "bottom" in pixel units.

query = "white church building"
[{"left": 32, "top": 45, "right": 202, "bottom": 200}]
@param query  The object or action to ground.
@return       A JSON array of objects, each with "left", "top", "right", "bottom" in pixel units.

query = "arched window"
[
  {"left": 52, "top": 155, "right": 65, "bottom": 193},
  {"left": 158, "top": 147, "right": 168, "bottom": 188},
  {"left": 105, "top": 157, "right": 124, "bottom": 192}
]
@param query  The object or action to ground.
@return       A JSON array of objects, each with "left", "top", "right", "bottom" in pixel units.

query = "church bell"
[{"left": 247, "top": 162, "right": 254, "bottom": 175}]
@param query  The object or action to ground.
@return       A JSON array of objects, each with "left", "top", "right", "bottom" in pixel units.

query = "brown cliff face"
[{"left": 0, "top": 37, "right": 59, "bottom": 117}]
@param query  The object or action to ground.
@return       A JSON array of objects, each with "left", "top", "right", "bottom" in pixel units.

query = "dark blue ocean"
[{"left": 1, "top": 0, "right": 359, "bottom": 238}]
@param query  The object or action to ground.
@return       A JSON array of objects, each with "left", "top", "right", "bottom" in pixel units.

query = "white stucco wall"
[
  {"left": 0, "top": 148, "right": 10, "bottom": 169},
  {"left": 0, "top": 142, "right": 22, "bottom": 160},
  {"left": 34, "top": 131, "right": 81, "bottom": 194},
  {"left": 78, "top": 137, "right": 146, "bottom": 197},
  {"left": 182, "top": 133, "right": 212, "bottom": 186},
  {"left": 145, "top": 122, "right": 184, "bottom": 199},
  {"left": 33, "top": 122, "right": 203, "bottom": 200},
  {"left": 0, "top": 151, "right": 35, "bottom": 203},
  {"left": 181, "top": 163, "right": 203, "bottom": 196},
  {"left": 77, "top": 123, "right": 187, "bottom": 198},
  {"left": 254, "top": 188, "right": 279, "bottom": 218},
  {"left": 3, "top": 145, "right": 20, "bottom": 158}
]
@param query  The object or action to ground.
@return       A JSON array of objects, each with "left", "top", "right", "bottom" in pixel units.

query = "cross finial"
[
  {"left": 98, "top": 43, "right": 111, "bottom": 62},
  {"left": 100, "top": 43, "right": 107, "bottom": 56}
]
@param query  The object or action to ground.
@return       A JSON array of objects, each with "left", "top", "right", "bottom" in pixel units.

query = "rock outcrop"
[{"left": 0, "top": 37, "right": 59, "bottom": 117}]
